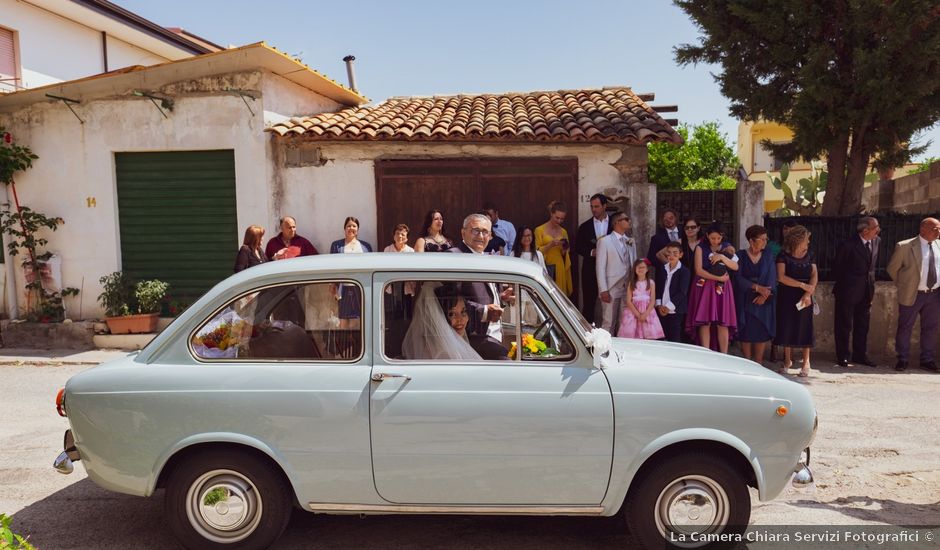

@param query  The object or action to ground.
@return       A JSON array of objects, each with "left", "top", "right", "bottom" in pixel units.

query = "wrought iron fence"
[
  {"left": 658, "top": 189, "right": 736, "bottom": 243},
  {"left": 763, "top": 212, "right": 937, "bottom": 281}
]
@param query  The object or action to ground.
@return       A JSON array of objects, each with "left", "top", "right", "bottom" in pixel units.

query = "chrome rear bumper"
[{"left": 53, "top": 429, "right": 81, "bottom": 475}]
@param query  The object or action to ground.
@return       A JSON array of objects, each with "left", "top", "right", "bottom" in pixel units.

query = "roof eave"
[{"left": 0, "top": 43, "right": 368, "bottom": 113}]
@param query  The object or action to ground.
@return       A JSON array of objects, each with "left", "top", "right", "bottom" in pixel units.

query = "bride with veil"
[{"left": 402, "top": 281, "right": 482, "bottom": 361}]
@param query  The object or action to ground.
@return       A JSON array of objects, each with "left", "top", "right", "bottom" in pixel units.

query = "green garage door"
[{"left": 115, "top": 150, "right": 237, "bottom": 305}]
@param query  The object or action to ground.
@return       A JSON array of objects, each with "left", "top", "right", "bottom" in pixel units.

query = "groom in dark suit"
[
  {"left": 832, "top": 216, "right": 881, "bottom": 368},
  {"left": 450, "top": 213, "right": 512, "bottom": 359},
  {"left": 575, "top": 194, "right": 613, "bottom": 324}
]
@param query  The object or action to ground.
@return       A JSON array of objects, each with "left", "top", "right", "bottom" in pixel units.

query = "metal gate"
[
  {"left": 115, "top": 150, "right": 237, "bottom": 304},
  {"left": 657, "top": 189, "right": 737, "bottom": 242}
]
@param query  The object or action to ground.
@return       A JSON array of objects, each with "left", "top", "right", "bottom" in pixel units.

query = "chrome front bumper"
[
  {"left": 53, "top": 429, "right": 81, "bottom": 475},
  {"left": 791, "top": 447, "right": 814, "bottom": 488}
]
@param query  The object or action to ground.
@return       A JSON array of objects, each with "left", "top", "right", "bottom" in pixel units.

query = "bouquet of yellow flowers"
[{"left": 508, "top": 334, "right": 559, "bottom": 359}]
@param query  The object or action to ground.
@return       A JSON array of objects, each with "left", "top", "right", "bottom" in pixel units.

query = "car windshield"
[{"left": 544, "top": 276, "right": 593, "bottom": 337}]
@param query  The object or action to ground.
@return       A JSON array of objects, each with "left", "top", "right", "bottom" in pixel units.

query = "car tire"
[
  {"left": 165, "top": 449, "right": 292, "bottom": 550},
  {"left": 625, "top": 453, "right": 751, "bottom": 549}
]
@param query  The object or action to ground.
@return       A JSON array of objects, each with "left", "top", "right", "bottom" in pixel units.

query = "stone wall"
[
  {"left": 863, "top": 161, "right": 940, "bottom": 213},
  {"left": 0, "top": 320, "right": 96, "bottom": 350},
  {"left": 812, "top": 282, "right": 939, "bottom": 360},
  {"left": 735, "top": 180, "right": 765, "bottom": 248}
]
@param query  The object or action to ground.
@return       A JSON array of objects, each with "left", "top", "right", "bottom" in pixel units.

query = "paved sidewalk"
[{"left": 0, "top": 348, "right": 129, "bottom": 365}]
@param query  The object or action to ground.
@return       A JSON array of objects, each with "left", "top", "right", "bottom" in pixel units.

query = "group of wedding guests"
[
  {"left": 230, "top": 201, "right": 824, "bottom": 375},
  {"left": 585, "top": 200, "right": 818, "bottom": 377}
]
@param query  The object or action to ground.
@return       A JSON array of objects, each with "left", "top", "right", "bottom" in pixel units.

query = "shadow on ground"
[
  {"left": 789, "top": 496, "right": 940, "bottom": 525},
  {"left": 12, "top": 479, "right": 634, "bottom": 549}
]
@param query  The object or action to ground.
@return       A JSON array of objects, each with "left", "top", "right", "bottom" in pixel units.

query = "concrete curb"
[{"left": 0, "top": 349, "right": 129, "bottom": 366}]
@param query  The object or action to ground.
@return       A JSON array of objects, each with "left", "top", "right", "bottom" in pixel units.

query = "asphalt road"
[{"left": 3, "top": 359, "right": 938, "bottom": 549}]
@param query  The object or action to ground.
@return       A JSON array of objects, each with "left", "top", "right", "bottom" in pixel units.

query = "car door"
[{"left": 370, "top": 273, "right": 614, "bottom": 505}]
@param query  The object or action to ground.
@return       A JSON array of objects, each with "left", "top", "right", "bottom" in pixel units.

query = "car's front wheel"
[
  {"left": 165, "top": 449, "right": 292, "bottom": 550},
  {"left": 625, "top": 453, "right": 751, "bottom": 549}
]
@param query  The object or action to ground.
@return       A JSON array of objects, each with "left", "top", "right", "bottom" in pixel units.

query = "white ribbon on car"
[{"left": 585, "top": 327, "right": 615, "bottom": 369}]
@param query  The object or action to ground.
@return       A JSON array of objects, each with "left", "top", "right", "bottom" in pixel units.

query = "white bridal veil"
[{"left": 401, "top": 282, "right": 482, "bottom": 361}]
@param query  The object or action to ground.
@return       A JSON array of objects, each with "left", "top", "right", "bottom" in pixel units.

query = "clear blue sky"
[{"left": 120, "top": 0, "right": 939, "bottom": 162}]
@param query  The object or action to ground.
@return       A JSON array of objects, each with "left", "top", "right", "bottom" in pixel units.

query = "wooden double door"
[{"left": 375, "top": 158, "right": 579, "bottom": 256}]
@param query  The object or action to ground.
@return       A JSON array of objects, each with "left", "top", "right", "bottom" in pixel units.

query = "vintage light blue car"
[{"left": 53, "top": 254, "right": 815, "bottom": 550}]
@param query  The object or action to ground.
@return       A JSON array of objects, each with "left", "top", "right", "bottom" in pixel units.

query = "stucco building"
[
  {"left": 1, "top": 37, "right": 682, "bottom": 319},
  {"left": 1, "top": 0, "right": 219, "bottom": 93}
]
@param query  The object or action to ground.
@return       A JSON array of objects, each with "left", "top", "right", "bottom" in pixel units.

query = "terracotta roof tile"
[{"left": 267, "top": 87, "right": 681, "bottom": 144}]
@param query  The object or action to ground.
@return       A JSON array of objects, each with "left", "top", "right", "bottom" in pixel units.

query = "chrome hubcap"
[
  {"left": 186, "top": 469, "right": 262, "bottom": 543},
  {"left": 655, "top": 475, "right": 729, "bottom": 546}
]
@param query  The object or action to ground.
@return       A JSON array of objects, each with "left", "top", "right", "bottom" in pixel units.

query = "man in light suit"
[
  {"left": 887, "top": 217, "right": 940, "bottom": 372},
  {"left": 596, "top": 212, "right": 636, "bottom": 334},
  {"left": 832, "top": 216, "right": 881, "bottom": 368}
]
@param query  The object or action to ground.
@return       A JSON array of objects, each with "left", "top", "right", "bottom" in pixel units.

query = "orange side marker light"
[{"left": 56, "top": 388, "right": 67, "bottom": 417}]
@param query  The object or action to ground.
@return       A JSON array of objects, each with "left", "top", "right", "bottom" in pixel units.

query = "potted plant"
[{"left": 98, "top": 271, "right": 169, "bottom": 334}]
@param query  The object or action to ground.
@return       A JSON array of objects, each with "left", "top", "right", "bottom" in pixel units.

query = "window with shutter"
[{"left": 0, "top": 27, "right": 17, "bottom": 82}]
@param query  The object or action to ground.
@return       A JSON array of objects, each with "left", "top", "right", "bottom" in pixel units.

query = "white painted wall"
[
  {"left": 270, "top": 142, "right": 628, "bottom": 254},
  {"left": 261, "top": 71, "right": 343, "bottom": 126},
  {"left": 1, "top": 0, "right": 176, "bottom": 91},
  {"left": 104, "top": 33, "right": 173, "bottom": 71},
  {"left": 1, "top": 86, "right": 266, "bottom": 318},
  {"left": 0, "top": 69, "right": 354, "bottom": 319}
]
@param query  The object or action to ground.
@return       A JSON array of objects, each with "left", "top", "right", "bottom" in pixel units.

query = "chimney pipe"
[{"left": 342, "top": 55, "right": 357, "bottom": 93}]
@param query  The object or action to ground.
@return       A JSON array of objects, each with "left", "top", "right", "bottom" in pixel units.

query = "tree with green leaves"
[
  {"left": 647, "top": 121, "right": 739, "bottom": 190},
  {"left": 674, "top": 0, "right": 940, "bottom": 216}
]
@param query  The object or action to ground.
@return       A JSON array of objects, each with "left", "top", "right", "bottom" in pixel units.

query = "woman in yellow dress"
[{"left": 535, "top": 200, "right": 573, "bottom": 296}]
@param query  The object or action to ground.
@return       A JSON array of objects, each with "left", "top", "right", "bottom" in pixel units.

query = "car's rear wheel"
[
  {"left": 625, "top": 453, "right": 750, "bottom": 549},
  {"left": 165, "top": 449, "right": 292, "bottom": 550}
]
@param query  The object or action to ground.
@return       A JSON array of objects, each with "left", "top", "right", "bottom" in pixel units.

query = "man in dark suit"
[
  {"left": 655, "top": 242, "right": 691, "bottom": 342},
  {"left": 832, "top": 216, "right": 881, "bottom": 368},
  {"left": 449, "top": 213, "right": 512, "bottom": 359},
  {"left": 646, "top": 208, "right": 680, "bottom": 271},
  {"left": 575, "top": 194, "right": 613, "bottom": 325}
]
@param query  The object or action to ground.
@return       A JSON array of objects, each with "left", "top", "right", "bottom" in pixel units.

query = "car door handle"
[{"left": 371, "top": 372, "right": 412, "bottom": 382}]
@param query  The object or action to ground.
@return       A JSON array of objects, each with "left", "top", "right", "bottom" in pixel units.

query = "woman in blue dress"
[
  {"left": 330, "top": 216, "right": 373, "bottom": 329},
  {"left": 733, "top": 225, "right": 777, "bottom": 370}
]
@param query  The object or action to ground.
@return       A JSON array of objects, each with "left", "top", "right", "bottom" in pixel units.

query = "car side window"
[
  {"left": 191, "top": 282, "right": 363, "bottom": 361},
  {"left": 383, "top": 280, "right": 572, "bottom": 363},
  {"left": 384, "top": 279, "right": 513, "bottom": 361},
  {"left": 506, "top": 286, "right": 575, "bottom": 361}
]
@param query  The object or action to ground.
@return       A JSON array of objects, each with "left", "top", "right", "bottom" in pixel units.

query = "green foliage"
[
  {"left": 0, "top": 205, "right": 63, "bottom": 259},
  {"left": 0, "top": 513, "right": 36, "bottom": 550},
  {"left": 909, "top": 157, "right": 937, "bottom": 175},
  {"left": 165, "top": 295, "right": 192, "bottom": 317},
  {"left": 202, "top": 487, "right": 229, "bottom": 506},
  {"left": 0, "top": 129, "right": 38, "bottom": 185},
  {"left": 98, "top": 271, "right": 134, "bottom": 317},
  {"left": 135, "top": 279, "right": 170, "bottom": 314},
  {"left": 674, "top": 0, "right": 940, "bottom": 215},
  {"left": 98, "top": 272, "right": 169, "bottom": 316},
  {"left": 770, "top": 162, "right": 828, "bottom": 216},
  {"left": 0, "top": 139, "right": 80, "bottom": 322},
  {"left": 648, "top": 122, "right": 739, "bottom": 190}
]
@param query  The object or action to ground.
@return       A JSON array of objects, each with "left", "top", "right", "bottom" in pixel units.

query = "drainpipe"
[
  {"left": 101, "top": 31, "right": 109, "bottom": 72},
  {"left": 342, "top": 55, "right": 357, "bottom": 93},
  {"left": 2, "top": 184, "right": 18, "bottom": 319}
]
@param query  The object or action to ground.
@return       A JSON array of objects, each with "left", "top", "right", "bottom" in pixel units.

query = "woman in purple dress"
[{"left": 686, "top": 223, "right": 739, "bottom": 352}]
